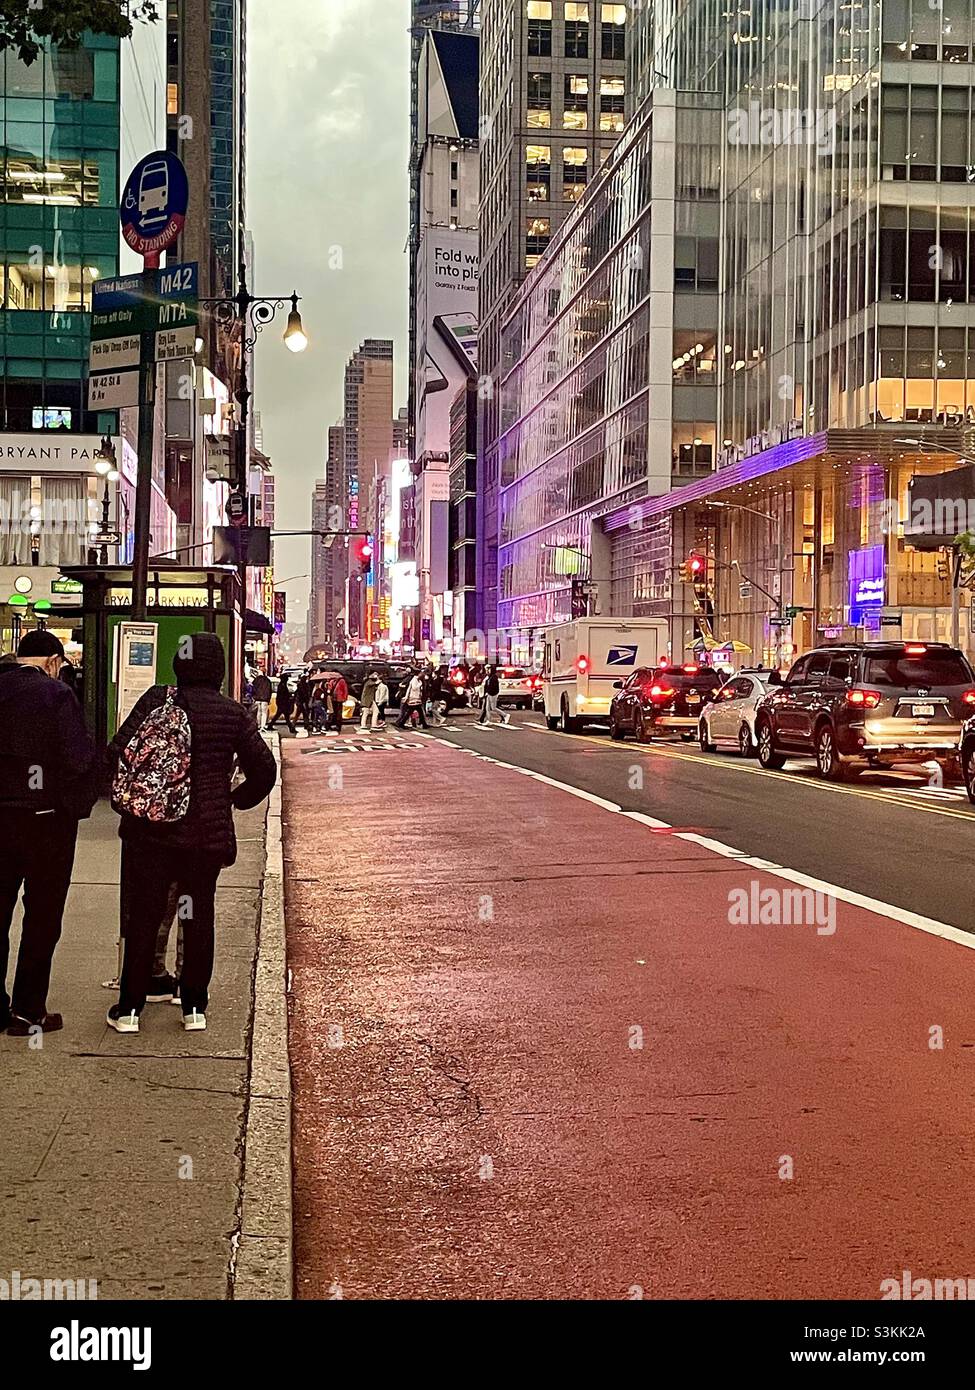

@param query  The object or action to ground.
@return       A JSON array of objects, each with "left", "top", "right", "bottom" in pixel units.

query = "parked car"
[
  {"left": 754, "top": 641, "right": 975, "bottom": 780},
  {"left": 608, "top": 662, "right": 723, "bottom": 741},
  {"left": 497, "top": 667, "right": 538, "bottom": 710},
  {"left": 699, "top": 668, "right": 781, "bottom": 756}
]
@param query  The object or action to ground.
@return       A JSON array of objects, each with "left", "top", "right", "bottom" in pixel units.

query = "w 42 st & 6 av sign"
[{"left": 88, "top": 263, "right": 198, "bottom": 408}]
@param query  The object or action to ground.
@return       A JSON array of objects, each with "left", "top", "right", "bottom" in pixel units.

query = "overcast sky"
[{"left": 249, "top": 0, "right": 409, "bottom": 625}]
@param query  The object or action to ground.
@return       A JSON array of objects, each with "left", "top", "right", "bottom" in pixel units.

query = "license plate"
[
  {"left": 912, "top": 703, "right": 935, "bottom": 717},
  {"left": 686, "top": 693, "right": 700, "bottom": 705}
]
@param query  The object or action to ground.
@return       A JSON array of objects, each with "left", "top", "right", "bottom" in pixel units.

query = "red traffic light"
[{"left": 688, "top": 553, "right": 705, "bottom": 576}]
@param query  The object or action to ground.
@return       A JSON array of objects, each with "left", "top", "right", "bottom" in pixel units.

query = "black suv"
[
  {"left": 754, "top": 642, "right": 975, "bottom": 780},
  {"left": 609, "top": 662, "right": 722, "bottom": 742},
  {"left": 309, "top": 659, "right": 414, "bottom": 708}
]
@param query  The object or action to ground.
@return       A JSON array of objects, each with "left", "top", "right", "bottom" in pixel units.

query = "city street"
[{"left": 282, "top": 718, "right": 975, "bottom": 1299}]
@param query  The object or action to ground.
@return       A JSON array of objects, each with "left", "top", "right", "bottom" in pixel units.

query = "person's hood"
[{"left": 172, "top": 632, "right": 225, "bottom": 688}]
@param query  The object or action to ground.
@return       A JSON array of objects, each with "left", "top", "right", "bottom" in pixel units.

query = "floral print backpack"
[{"left": 112, "top": 687, "right": 192, "bottom": 822}]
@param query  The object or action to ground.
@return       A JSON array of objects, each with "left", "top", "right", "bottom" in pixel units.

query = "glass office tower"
[
  {"left": 495, "top": 0, "right": 975, "bottom": 661},
  {"left": 0, "top": 36, "right": 122, "bottom": 431}
]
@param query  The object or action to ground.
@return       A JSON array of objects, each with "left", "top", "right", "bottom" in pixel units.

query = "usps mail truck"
[{"left": 541, "top": 617, "right": 670, "bottom": 732}]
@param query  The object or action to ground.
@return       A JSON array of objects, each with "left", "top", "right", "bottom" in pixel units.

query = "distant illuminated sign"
[{"left": 849, "top": 544, "right": 885, "bottom": 625}]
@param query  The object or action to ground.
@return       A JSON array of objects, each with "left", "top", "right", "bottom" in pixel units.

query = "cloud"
[{"left": 249, "top": 0, "right": 409, "bottom": 627}]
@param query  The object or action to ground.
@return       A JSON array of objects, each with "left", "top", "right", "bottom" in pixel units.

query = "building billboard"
[{"left": 414, "top": 228, "right": 478, "bottom": 466}]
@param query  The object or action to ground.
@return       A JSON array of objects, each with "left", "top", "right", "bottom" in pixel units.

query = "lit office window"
[
  {"left": 526, "top": 144, "right": 552, "bottom": 201},
  {"left": 564, "top": 73, "right": 589, "bottom": 130},
  {"left": 526, "top": 215, "right": 551, "bottom": 265},
  {"left": 167, "top": 81, "right": 179, "bottom": 115},
  {"left": 599, "top": 75, "right": 625, "bottom": 132},
  {"left": 2, "top": 156, "right": 102, "bottom": 207},
  {"left": 601, "top": 3, "right": 626, "bottom": 59},
  {"left": 565, "top": 2, "right": 589, "bottom": 58},
  {"left": 563, "top": 145, "right": 588, "bottom": 200},
  {"left": 527, "top": 71, "right": 552, "bottom": 128},
  {"left": 527, "top": 0, "right": 553, "bottom": 55}
]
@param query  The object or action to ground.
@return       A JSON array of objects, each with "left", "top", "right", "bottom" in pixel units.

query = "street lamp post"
[
  {"left": 198, "top": 272, "right": 306, "bottom": 682},
  {"left": 200, "top": 271, "right": 306, "bottom": 504}
]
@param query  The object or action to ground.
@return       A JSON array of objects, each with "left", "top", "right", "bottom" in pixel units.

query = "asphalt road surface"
[
  {"left": 426, "top": 708, "right": 975, "bottom": 935},
  {"left": 283, "top": 709, "right": 975, "bottom": 1299}
]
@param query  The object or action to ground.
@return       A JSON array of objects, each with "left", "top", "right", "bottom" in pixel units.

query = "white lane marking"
[
  {"left": 432, "top": 737, "right": 975, "bottom": 954},
  {"left": 620, "top": 810, "right": 672, "bottom": 830},
  {"left": 673, "top": 832, "right": 747, "bottom": 858},
  {"left": 670, "top": 833, "right": 975, "bottom": 953}
]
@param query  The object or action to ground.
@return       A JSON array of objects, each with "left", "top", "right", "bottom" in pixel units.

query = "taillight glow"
[
  {"left": 682, "top": 663, "right": 699, "bottom": 674},
  {"left": 649, "top": 683, "right": 675, "bottom": 701},
  {"left": 576, "top": 654, "right": 590, "bottom": 673},
  {"left": 904, "top": 644, "right": 927, "bottom": 655},
  {"left": 846, "top": 688, "right": 882, "bottom": 709},
  {"left": 963, "top": 689, "right": 975, "bottom": 706}
]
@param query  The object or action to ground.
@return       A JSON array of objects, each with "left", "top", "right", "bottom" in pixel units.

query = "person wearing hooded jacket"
[
  {"left": 0, "top": 630, "right": 98, "bottom": 1035},
  {"left": 107, "top": 632, "right": 276, "bottom": 1035}
]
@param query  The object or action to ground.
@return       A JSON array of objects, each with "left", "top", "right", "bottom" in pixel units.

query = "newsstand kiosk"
[{"left": 51, "top": 565, "right": 244, "bottom": 744}]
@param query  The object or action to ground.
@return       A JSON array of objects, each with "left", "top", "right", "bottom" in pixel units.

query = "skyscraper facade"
[
  {"left": 478, "top": 0, "right": 629, "bottom": 639},
  {"left": 495, "top": 0, "right": 975, "bottom": 665},
  {"left": 343, "top": 340, "right": 393, "bottom": 638}
]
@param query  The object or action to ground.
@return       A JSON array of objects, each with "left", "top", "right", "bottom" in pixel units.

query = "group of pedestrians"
[
  {"left": 262, "top": 670, "right": 351, "bottom": 735},
  {"left": 0, "top": 630, "right": 276, "bottom": 1038}
]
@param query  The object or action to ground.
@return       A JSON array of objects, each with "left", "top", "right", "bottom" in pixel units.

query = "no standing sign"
[{"left": 119, "top": 150, "right": 189, "bottom": 267}]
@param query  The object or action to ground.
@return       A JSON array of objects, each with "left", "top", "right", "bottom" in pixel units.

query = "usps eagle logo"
[{"left": 607, "top": 645, "right": 638, "bottom": 666}]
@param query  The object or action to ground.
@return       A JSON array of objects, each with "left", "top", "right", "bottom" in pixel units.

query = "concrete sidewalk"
[{"left": 0, "top": 781, "right": 290, "bottom": 1300}]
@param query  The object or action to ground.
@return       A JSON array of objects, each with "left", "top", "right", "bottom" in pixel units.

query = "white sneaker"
[
  {"left": 182, "top": 1010, "right": 207, "bottom": 1032},
  {"left": 107, "top": 1007, "right": 139, "bottom": 1034}
]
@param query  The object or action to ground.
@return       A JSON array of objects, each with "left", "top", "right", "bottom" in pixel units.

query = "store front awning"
[
  {"left": 245, "top": 608, "right": 274, "bottom": 636},
  {"left": 602, "top": 426, "right": 975, "bottom": 533}
]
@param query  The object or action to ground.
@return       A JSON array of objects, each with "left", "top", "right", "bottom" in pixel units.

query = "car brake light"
[
  {"left": 963, "top": 689, "right": 975, "bottom": 706},
  {"left": 904, "top": 644, "right": 927, "bottom": 655},
  {"left": 682, "top": 663, "right": 699, "bottom": 674},
  {"left": 846, "top": 688, "right": 882, "bottom": 709},
  {"left": 576, "top": 654, "right": 590, "bottom": 673},
  {"left": 649, "top": 683, "right": 674, "bottom": 701}
]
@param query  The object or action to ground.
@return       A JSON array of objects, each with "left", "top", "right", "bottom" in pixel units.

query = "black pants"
[
  {"left": 0, "top": 809, "right": 78, "bottom": 1021},
  {"left": 269, "top": 707, "right": 295, "bottom": 733},
  {"left": 397, "top": 702, "right": 428, "bottom": 728},
  {"left": 119, "top": 842, "right": 224, "bottom": 1014}
]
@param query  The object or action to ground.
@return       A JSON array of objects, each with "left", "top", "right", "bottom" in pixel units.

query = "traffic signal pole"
[{"left": 130, "top": 266, "right": 157, "bottom": 622}]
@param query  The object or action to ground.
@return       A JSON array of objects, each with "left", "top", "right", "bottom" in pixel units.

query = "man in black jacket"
[
  {"left": 0, "top": 630, "right": 98, "bottom": 1035},
  {"left": 108, "top": 632, "right": 276, "bottom": 1035}
]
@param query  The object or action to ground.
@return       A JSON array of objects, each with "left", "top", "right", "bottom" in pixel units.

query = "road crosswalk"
[{"left": 301, "top": 734, "right": 430, "bottom": 755}]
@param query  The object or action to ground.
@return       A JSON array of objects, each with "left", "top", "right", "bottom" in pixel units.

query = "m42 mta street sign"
[
  {"left": 88, "top": 263, "right": 198, "bottom": 407},
  {"left": 91, "top": 263, "right": 198, "bottom": 340}
]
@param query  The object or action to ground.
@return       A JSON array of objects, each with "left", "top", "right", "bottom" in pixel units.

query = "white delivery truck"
[{"left": 540, "top": 617, "right": 670, "bottom": 733}]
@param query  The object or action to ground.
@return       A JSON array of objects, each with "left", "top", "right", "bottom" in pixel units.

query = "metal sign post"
[{"left": 117, "top": 151, "right": 190, "bottom": 621}]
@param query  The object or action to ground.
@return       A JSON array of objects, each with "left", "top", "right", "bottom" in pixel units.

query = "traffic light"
[
  {"left": 683, "top": 553, "right": 706, "bottom": 583},
  {"left": 356, "top": 535, "right": 374, "bottom": 577}
]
